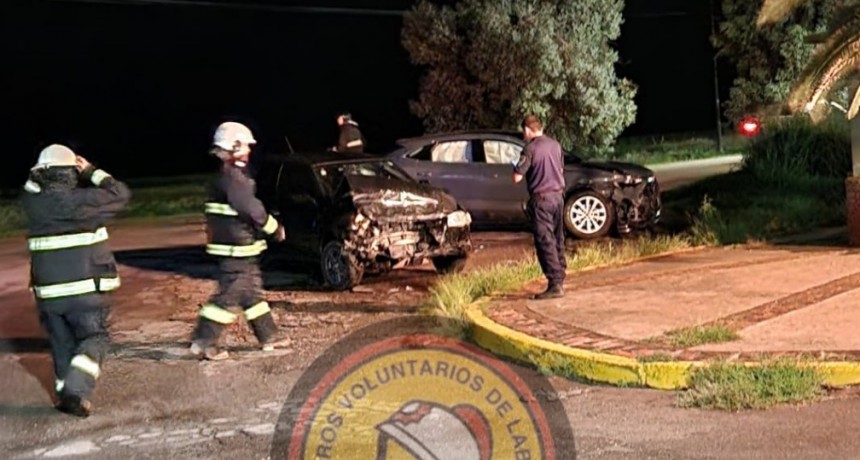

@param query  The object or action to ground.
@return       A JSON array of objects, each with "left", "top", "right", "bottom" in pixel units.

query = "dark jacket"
[
  {"left": 23, "top": 166, "right": 131, "bottom": 313},
  {"left": 205, "top": 163, "right": 280, "bottom": 258},
  {"left": 337, "top": 121, "right": 365, "bottom": 153}
]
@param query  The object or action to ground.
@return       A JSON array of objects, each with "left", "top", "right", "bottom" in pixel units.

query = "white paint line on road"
[
  {"left": 241, "top": 423, "right": 276, "bottom": 436},
  {"left": 42, "top": 440, "right": 100, "bottom": 458}
]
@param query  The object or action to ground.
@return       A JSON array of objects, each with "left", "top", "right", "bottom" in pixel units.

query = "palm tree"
[
  {"left": 757, "top": 0, "right": 860, "bottom": 119},
  {"left": 758, "top": 0, "right": 860, "bottom": 244}
]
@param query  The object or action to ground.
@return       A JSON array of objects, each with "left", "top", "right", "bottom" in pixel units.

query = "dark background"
[{"left": 2, "top": 0, "right": 734, "bottom": 189}]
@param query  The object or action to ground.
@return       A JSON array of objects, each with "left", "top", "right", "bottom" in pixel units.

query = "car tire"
[
  {"left": 431, "top": 255, "right": 468, "bottom": 274},
  {"left": 320, "top": 240, "right": 364, "bottom": 290},
  {"left": 563, "top": 190, "right": 614, "bottom": 239}
]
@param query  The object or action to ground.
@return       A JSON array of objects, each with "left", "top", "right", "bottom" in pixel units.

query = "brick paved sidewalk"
[{"left": 484, "top": 245, "right": 860, "bottom": 362}]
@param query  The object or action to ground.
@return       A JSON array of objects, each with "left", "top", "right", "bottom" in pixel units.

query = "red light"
[{"left": 738, "top": 117, "right": 761, "bottom": 137}]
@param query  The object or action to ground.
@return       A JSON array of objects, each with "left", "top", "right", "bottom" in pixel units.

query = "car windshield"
[{"left": 315, "top": 160, "right": 413, "bottom": 193}]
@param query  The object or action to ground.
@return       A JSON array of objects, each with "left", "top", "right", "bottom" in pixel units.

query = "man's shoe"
[
  {"left": 534, "top": 284, "right": 565, "bottom": 300},
  {"left": 57, "top": 394, "right": 92, "bottom": 418},
  {"left": 261, "top": 334, "right": 292, "bottom": 352},
  {"left": 190, "top": 342, "right": 229, "bottom": 361}
]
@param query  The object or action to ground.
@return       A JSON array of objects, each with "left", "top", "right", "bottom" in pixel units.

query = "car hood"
[
  {"left": 344, "top": 175, "right": 460, "bottom": 221},
  {"left": 570, "top": 159, "right": 654, "bottom": 177}
]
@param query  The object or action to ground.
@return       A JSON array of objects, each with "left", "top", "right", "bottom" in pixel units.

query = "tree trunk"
[{"left": 849, "top": 115, "right": 860, "bottom": 246}]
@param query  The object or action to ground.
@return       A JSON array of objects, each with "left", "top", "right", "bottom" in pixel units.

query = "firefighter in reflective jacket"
[
  {"left": 22, "top": 144, "right": 131, "bottom": 417},
  {"left": 190, "top": 121, "right": 289, "bottom": 360},
  {"left": 331, "top": 112, "right": 365, "bottom": 153}
]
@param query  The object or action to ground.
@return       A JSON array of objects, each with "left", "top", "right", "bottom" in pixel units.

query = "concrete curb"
[{"left": 462, "top": 245, "right": 860, "bottom": 391}]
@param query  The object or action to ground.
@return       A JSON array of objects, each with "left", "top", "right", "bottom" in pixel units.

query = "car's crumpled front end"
[
  {"left": 343, "top": 176, "right": 472, "bottom": 270},
  {"left": 577, "top": 160, "right": 662, "bottom": 235},
  {"left": 610, "top": 174, "right": 662, "bottom": 234}
]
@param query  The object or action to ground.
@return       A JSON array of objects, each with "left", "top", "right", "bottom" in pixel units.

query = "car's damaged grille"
[{"left": 346, "top": 214, "right": 470, "bottom": 265}]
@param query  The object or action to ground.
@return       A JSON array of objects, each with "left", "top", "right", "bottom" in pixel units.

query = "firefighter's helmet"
[
  {"left": 32, "top": 144, "right": 77, "bottom": 170},
  {"left": 212, "top": 122, "right": 256, "bottom": 153}
]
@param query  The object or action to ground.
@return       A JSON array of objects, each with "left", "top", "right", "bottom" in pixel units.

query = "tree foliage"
[
  {"left": 755, "top": 0, "right": 860, "bottom": 121},
  {"left": 713, "top": 0, "right": 837, "bottom": 122},
  {"left": 401, "top": 0, "right": 637, "bottom": 151}
]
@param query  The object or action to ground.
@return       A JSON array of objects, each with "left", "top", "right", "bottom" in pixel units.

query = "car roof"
[
  {"left": 394, "top": 130, "right": 524, "bottom": 148},
  {"left": 263, "top": 151, "right": 386, "bottom": 167}
]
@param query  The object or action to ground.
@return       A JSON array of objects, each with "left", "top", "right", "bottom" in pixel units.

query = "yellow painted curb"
[{"left": 467, "top": 305, "right": 860, "bottom": 390}]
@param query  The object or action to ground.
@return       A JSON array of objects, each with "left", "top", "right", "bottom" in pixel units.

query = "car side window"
[
  {"left": 280, "top": 163, "right": 319, "bottom": 199},
  {"left": 482, "top": 140, "right": 522, "bottom": 165},
  {"left": 430, "top": 141, "right": 473, "bottom": 163}
]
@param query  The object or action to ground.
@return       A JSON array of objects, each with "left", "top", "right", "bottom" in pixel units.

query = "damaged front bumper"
[
  {"left": 612, "top": 176, "right": 662, "bottom": 234},
  {"left": 344, "top": 209, "right": 472, "bottom": 269}
]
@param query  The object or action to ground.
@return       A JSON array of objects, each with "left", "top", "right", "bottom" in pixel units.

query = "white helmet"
[
  {"left": 32, "top": 144, "right": 77, "bottom": 170},
  {"left": 212, "top": 122, "right": 256, "bottom": 153}
]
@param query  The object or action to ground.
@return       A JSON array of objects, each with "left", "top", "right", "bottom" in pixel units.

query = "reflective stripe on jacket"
[
  {"left": 205, "top": 164, "right": 279, "bottom": 258},
  {"left": 28, "top": 227, "right": 121, "bottom": 300}
]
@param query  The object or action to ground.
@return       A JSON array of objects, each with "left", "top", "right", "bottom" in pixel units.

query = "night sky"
[{"left": 3, "top": 0, "right": 734, "bottom": 189}]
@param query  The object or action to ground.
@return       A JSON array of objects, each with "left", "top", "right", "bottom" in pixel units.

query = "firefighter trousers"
[
  {"left": 193, "top": 257, "right": 277, "bottom": 348},
  {"left": 37, "top": 296, "right": 109, "bottom": 400}
]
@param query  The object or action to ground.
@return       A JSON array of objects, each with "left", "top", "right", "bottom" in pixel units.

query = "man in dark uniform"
[
  {"left": 331, "top": 111, "right": 366, "bottom": 153},
  {"left": 190, "top": 121, "right": 289, "bottom": 360},
  {"left": 513, "top": 115, "right": 567, "bottom": 300},
  {"left": 23, "top": 144, "right": 131, "bottom": 417}
]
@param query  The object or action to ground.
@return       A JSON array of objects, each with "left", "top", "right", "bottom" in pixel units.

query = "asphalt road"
[{"left": 648, "top": 154, "right": 743, "bottom": 191}]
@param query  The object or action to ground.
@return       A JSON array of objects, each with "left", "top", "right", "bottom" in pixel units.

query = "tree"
[
  {"left": 713, "top": 0, "right": 837, "bottom": 122},
  {"left": 756, "top": 0, "right": 860, "bottom": 120},
  {"left": 401, "top": 0, "right": 637, "bottom": 151}
]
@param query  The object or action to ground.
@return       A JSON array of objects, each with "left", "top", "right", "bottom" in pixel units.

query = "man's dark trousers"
[{"left": 529, "top": 194, "right": 567, "bottom": 287}]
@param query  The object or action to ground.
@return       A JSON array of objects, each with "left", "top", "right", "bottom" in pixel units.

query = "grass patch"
[
  {"left": 0, "top": 174, "right": 212, "bottom": 235},
  {"left": 424, "top": 235, "right": 693, "bottom": 331},
  {"left": 678, "top": 359, "right": 824, "bottom": 410},
  {"left": 664, "top": 170, "right": 845, "bottom": 245},
  {"left": 637, "top": 353, "right": 677, "bottom": 363},
  {"left": 664, "top": 115, "right": 849, "bottom": 245},
  {"left": 586, "top": 133, "right": 746, "bottom": 165},
  {"left": 665, "top": 325, "right": 739, "bottom": 348}
]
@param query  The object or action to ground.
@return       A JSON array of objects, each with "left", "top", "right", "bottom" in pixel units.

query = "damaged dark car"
[
  {"left": 256, "top": 152, "right": 472, "bottom": 290},
  {"left": 386, "top": 130, "right": 662, "bottom": 239}
]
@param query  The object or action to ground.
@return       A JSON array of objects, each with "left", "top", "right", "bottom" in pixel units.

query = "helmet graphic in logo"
[{"left": 375, "top": 400, "right": 492, "bottom": 460}]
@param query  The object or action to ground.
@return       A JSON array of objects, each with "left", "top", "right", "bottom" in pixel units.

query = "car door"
[
  {"left": 276, "top": 162, "right": 323, "bottom": 262},
  {"left": 476, "top": 139, "right": 531, "bottom": 225},
  {"left": 393, "top": 140, "right": 493, "bottom": 221}
]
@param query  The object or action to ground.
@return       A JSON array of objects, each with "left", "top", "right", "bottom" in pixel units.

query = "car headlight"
[
  {"left": 447, "top": 210, "right": 472, "bottom": 228},
  {"left": 613, "top": 173, "right": 642, "bottom": 185}
]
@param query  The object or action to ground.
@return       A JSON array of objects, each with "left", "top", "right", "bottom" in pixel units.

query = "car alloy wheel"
[
  {"left": 321, "top": 241, "right": 363, "bottom": 290},
  {"left": 564, "top": 191, "right": 614, "bottom": 239}
]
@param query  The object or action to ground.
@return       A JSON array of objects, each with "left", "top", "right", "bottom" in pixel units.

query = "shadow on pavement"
[
  {"left": 0, "top": 405, "right": 60, "bottom": 417},
  {"left": 0, "top": 338, "right": 50, "bottom": 353},
  {"left": 113, "top": 245, "right": 323, "bottom": 290},
  {"left": 114, "top": 245, "right": 217, "bottom": 280},
  {"left": 272, "top": 301, "right": 421, "bottom": 314},
  {"left": 113, "top": 244, "right": 443, "bottom": 293}
]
